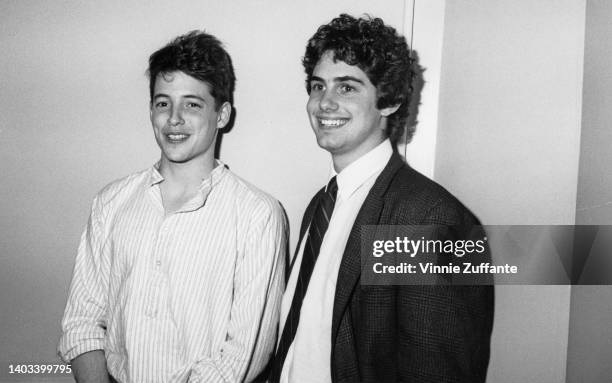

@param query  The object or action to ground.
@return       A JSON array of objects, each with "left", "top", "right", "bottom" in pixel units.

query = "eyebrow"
[
  {"left": 310, "top": 75, "right": 365, "bottom": 85},
  {"left": 153, "top": 94, "right": 206, "bottom": 102}
]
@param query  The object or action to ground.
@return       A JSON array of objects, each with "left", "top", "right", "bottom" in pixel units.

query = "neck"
[
  {"left": 158, "top": 156, "right": 216, "bottom": 189},
  {"left": 332, "top": 136, "right": 387, "bottom": 173},
  {"left": 331, "top": 156, "right": 352, "bottom": 174}
]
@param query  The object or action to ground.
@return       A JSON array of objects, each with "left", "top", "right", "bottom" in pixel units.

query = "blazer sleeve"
[{"left": 396, "top": 199, "right": 494, "bottom": 383}]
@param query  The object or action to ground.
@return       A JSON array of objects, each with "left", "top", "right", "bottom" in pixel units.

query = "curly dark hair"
[
  {"left": 147, "top": 30, "right": 235, "bottom": 110},
  {"left": 303, "top": 14, "right": 416, "bottom": 143}
]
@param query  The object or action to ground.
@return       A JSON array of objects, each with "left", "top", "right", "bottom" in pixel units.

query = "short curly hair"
[
  {"left": 147, "top": 30, "right": 235, "bottom": 110},
  {"left": 303, "top": 14, "right": 416, "bottom": 143}
]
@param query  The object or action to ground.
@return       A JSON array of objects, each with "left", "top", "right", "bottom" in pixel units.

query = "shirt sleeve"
[
  {"left": 58, "top": 194, "right": 110, "bottom": 362},
  {"left": 187, "top": 199, "right": 287, "bottom": 383}
]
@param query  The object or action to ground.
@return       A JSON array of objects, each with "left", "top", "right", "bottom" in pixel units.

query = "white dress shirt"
[
  {"left": 59, "top": 162, "right": 286, "bottom": 383},
  {"left": 279, "top": 140, "right": 392, "bottom": 383}
]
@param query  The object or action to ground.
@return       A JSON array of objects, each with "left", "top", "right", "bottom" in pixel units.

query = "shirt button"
[{"left": 156, "top": 260, "right": 161, "bottom": 267}]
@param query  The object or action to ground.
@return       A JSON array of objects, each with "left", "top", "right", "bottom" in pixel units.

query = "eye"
[
  {"left": 155, "top": 101, "right": 169, "bottom": 110},
  {"left": 338, "top": 83, "right": 355, "bottom": 94},
  {"left": 310, "top": 82, "right": 324, "bottom": 92},
  {"left": 186, "top": 102, "right": 202, "bottom": 109}
]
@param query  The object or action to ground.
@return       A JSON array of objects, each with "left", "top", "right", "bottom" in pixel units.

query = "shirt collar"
[
  {"left": 329, "top": 139, "right": 393, "bottom": 200},
  {"left": 149, "top": 163, "right": 164, "bottom": 186},
  {"left": 148, "top": 160, "right": 228, "bottom": 211}
]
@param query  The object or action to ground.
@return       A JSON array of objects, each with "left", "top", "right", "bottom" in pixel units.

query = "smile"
[
  {"left": 318, "top": 118, "right": 349, "bottom": 128},
  {"left": 165, "top": 133, "right": 190, "bottom": 143}
]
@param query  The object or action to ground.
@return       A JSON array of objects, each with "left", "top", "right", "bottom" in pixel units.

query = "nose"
[
  {"left": 168, "top": 105, "right": 184, "bottom": 126},
  {"left": 319, "top": 89, "right": 338, "bottom": 112}
]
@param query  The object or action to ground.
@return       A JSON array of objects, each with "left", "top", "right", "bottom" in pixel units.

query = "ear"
[
  {"left": 380, "top": 103, "right": 401, "bottom": 117},
  {"left": 216, "top": 101, "right": 232, "bottom": 129}
]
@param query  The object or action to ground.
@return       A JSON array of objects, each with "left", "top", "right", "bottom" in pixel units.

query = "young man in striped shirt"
[{"left": 59, "top": 31, "right": 286, "bottom": 383}]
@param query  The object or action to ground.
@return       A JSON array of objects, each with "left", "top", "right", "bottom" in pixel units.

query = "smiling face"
[
  {"left": 307, "top": 51, "right": 398, "bottom": 171},
  {"left": 150, "top": 70, "right": 231, "bottom": 168}
]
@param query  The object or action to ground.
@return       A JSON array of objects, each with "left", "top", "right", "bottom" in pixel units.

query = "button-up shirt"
[{"left": 59, "top": 162, "right": 286, "bottom": 383}]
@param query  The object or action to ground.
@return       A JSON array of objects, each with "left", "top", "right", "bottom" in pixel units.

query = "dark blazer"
[{"left": 293, "top": 150, "right": 494, "bottom": 383}]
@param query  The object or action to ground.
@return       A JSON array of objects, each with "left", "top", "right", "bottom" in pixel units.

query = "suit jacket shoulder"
[{"left": 380, "top": 157, "right": 480, "bottom": 227}]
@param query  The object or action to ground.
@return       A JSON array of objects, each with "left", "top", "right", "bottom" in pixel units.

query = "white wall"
[
  {"left": 435, "top": 0, "right": 585, "bottom": 227},
  {"left": 576, "top": 0, "right": 612, "bottom": 225},
  {"left": 567, "top": 0, "right": 612, "bottom": 381},
  {"left": 434, "top": 1, "right": 586, "bottom": 382},
  {"left": 404, "top": 0, "right": 446, "bottom": 178},
  {"left": 0, "top": 1, "right": 405, "bottom": 381}
]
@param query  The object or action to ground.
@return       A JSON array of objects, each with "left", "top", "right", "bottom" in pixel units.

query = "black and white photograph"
[{"left": 1, "top": 0, "right": 611, "bottom": 382}]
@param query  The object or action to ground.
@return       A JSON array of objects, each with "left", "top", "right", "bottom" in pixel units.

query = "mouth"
[
  {"left": 164, "top": 133, "right": 191, "bottom": 144},
  {"left": 317, "top": 117, "right": 349, "bottom": 129}
]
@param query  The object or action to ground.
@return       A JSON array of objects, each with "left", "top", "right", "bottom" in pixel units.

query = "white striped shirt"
[{"left": 58, "top": 162, "right": 286, "bottom": 383}]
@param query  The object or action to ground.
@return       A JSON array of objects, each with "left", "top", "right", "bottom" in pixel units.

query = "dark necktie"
[{"left": 270, "top": 176, "right": 338, "bottom": 381}]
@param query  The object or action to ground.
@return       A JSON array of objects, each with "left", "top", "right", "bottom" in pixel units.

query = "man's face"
[
  {"left": 307, "top": 51, "right": 397, "bottom": 169},
  {"left": 150, "top": 71, "right": 230, "bottom": 165}
]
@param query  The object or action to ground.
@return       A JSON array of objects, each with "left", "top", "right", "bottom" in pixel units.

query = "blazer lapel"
[{"left": 331, "top": 151, "right": 406, "bottom": 346}]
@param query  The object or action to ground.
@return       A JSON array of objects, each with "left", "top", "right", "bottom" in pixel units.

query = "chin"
[
  {"left": 161, "top": 150, "right": 190, "bottom": 163},
  {"left": 168, "top": 157, "right": 191, "bottom": 164},
  {"left": 164, "top": 156, "right": 189, "bottom": 164},
  {"left": 316, "top": 135, "right": 334, "bottom": 150},
  {"left": 316, "top": 139, "right": 345, "bottom": 156}
]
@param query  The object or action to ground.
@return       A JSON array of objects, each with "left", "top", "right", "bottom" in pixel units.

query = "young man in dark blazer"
[{"left": 270, "top": 14, "right": 494, "bottom": 383}]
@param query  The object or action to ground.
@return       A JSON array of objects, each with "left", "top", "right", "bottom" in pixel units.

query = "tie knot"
[{"left": 326, "top": 176, "right": 338, "bottom": 199}]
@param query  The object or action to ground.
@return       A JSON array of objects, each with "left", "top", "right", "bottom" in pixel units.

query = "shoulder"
[
  {"left": 220, "top": 169, "right": 285, "bottom": 223},
  {"left": 93, "top": 168, "right": 150, "bottom": 209},
  {"left": 384, "top": 163, "right": 480, "bottom": 225}
]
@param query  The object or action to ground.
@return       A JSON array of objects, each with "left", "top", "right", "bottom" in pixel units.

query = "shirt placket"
[{"left": 145, "top": 215, "right": 173, "bottom": 318}]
